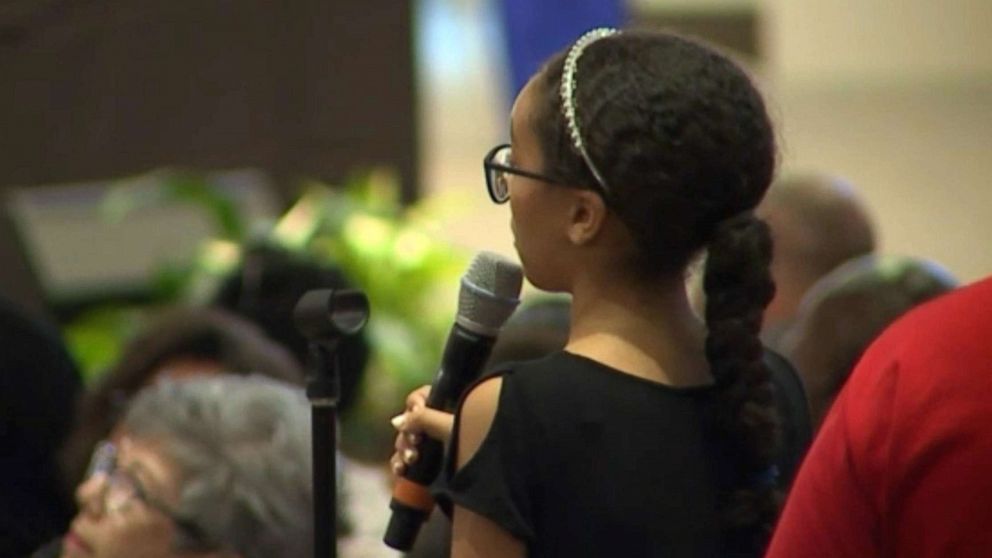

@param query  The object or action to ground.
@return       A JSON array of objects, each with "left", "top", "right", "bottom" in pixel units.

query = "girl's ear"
[{"left": 566, "top": 190, "right": 608, "bottom": 245}]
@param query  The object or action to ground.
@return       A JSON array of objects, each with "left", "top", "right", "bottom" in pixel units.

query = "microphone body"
[
  {"left": 405, "top": 323, "right": 496, "bottom": 484},
  {"left": 384, "top": 252, "right": 522, "bottom": 551}
]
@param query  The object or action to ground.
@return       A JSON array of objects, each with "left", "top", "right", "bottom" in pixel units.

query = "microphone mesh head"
[{"left": 456, "top": 251, "right": 523, "bottom": 336}]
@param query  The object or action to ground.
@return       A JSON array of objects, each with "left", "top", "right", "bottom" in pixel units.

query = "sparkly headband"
[{"left": 560, "top": 27, "right": 619, "bottom": 194}]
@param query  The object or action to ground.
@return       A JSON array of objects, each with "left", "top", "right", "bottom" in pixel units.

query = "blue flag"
[{"left": 498, "top": 0, "right": 626, "bottom": 97}]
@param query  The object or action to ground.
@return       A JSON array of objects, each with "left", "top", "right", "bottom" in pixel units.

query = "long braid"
[{"left": 703, "top": 213, "right": 780, "bottom": 550}]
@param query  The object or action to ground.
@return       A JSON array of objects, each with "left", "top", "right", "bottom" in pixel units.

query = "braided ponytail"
[{"left": 703, "top": 212, "right": 781, "bottom": 551}]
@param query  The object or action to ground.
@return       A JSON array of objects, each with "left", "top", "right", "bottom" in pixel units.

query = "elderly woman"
[
  {"left": 60, "top": 307, "right": 305, "bottom": 491},
  {"left": 37, "top": 374, "right": 313, "bottom": 558}
]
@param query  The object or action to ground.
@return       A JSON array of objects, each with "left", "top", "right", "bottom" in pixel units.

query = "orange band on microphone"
[{"left": 392, "top": 477, "right": 436, "bottom": 512}]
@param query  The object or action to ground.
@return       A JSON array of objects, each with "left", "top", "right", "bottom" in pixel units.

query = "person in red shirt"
[{"left": 766, "top": 275, "right": 992, "bottom": 557}]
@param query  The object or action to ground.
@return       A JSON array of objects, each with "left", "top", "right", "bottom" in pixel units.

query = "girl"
[{"left": 394, "top": 29, "right": 780, "bottom": 557}]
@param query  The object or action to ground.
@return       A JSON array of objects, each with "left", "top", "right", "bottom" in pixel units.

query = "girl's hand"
[{"left": 389, "top": 385, "right": 455, "bottom": 476}]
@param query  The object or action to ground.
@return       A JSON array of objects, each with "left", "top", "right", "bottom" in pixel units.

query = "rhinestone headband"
[{"left": 560, "top": 27, "right": 619, "bottom": 194}]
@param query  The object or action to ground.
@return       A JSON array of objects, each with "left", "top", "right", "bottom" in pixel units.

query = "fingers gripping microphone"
[{"left": 383, "top": 251, "right": 523, "bottom": 551}]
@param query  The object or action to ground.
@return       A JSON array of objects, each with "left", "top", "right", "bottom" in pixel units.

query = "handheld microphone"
[{"left": 383, "top": 251, "right": 523, "bottom": 551}]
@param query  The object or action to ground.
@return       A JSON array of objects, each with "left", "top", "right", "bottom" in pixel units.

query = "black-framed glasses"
[
  {"left": 86, "top": 441, "right": 216, "bottom": 550},
  {"left": 484, "top": 143, "right": 571, "bottom": 204}
]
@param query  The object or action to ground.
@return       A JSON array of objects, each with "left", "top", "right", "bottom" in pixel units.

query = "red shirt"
[{"left": 767, "top": 276, "right": 992, "bottom": 558}]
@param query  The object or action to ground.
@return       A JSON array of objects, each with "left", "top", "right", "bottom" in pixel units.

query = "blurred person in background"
[
  {"left": 767, "top": 274, "right": 992, "bottom": 557},
  {"left": 211, "top": 245, "right": 379, "bottom": 551},
  {"left": 212, "top": 244, "right": 370, "bottom": 417},
  {"left": 781, "top": 254, "right": 957, "bottom": 427},
  {"left": 483, "top": 295, "right": 572, "bottom": 367},
  {"left": 34, "top": 374, "right": 313, "bottom": 558},
  {"left": 59, "top": 307, "right": 304, "bottom": 492},
  {"left": 1, "top": 294, "right": 82, "bottom": 557},
  {"left": 757, "top": 173, "right": 876, "bottom": 350}
]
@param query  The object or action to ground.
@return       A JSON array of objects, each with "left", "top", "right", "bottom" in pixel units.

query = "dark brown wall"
[
  {"left": 0, "top": 1, "right": 417, "bottom": 313},
  {"left": 0, "top": 1, "right": 418, "bottom": 200},
  {"left": 0, "top": 205, "right": 48, "bottom": 319}
]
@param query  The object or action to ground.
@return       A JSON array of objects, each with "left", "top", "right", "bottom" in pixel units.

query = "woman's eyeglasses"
[{"left": 85, "top": 441, "right": 216, "bottom": 550}]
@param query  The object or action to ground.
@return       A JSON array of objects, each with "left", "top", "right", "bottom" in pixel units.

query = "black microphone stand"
[{"left": 293, "top": 289, "right": 370, "bottom": 558}]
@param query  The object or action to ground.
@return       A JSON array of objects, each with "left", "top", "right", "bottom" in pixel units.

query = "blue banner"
[{"left": 498, "top": 0, "right": 626, "bottom": 97}]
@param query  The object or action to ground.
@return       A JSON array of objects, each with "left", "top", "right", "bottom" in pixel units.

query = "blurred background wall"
[
  {"left": 0, "top": 1, "right": 417, "bottom": 198},
  {"left": 1, "top": 0, "right": 990, "bottom": 317}
]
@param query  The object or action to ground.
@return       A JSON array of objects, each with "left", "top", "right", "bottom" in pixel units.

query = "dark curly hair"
[
  {"left": 212, "top": 244, "right": 371, "bottom": 415},
  {"left": 531, "top": 30, "right": 780, "bottom": 552}
]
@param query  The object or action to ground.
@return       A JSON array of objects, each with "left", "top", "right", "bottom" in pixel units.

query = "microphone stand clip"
[{"left": 293, "top": 289, "right": 370, "bottom": 558}]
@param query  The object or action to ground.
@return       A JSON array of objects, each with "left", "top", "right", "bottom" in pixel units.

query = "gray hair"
[{"left": 122, "top": 374, "right": 313, "bottom": 558}]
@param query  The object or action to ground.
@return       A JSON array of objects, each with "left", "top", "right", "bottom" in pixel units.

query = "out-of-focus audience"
[
  {"left": 212, "top": 244, "right": 370, "bottom": 416},
  {"left": 757, "top": 173, "right": 877, "bottom": 349},
  {"left": 484, "top": 295, "right": 571, "bottom": 367},
  {"left": 767, "top": 275, "right": 992, "bottom": 557},
  {"left": 1, "top": 295, "right": 82, "bottom": 557},
  {"left": 33, "top": 374, "right": 313, "bottom": 558},
  {"left": 209, "top": 245, "right": 386, "bottom": 553},
  {"left": 59, "top": 307, "right": 304, "bottom": 492},
  {"left": 780, "top": 254, "right": 957, "bottom": 427}
]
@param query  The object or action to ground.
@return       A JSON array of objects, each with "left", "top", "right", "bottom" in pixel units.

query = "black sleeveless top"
[
  {"left": 436, "top": 351, "right": 742, "bottom": 557},
  {"left": 434, "top": 350, "right": 811, "bottom": 557}
]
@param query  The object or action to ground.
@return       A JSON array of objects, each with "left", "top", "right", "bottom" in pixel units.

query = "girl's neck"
[{"left": 565, "top": 272, "right": 712, "bottom": 388}]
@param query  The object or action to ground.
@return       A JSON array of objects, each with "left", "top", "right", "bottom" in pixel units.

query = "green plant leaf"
[{"left": 68, "top": 166, "right": 470, "bottom": 463}]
